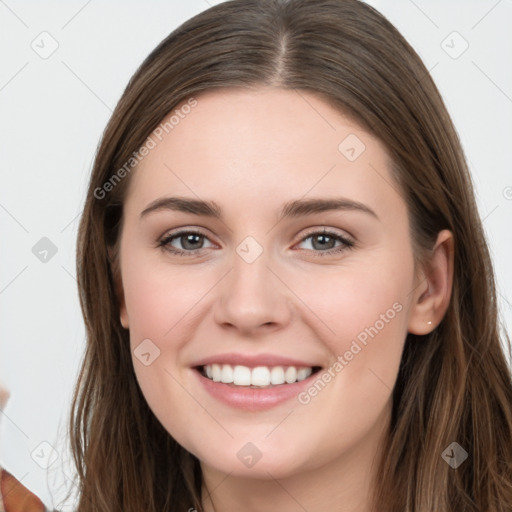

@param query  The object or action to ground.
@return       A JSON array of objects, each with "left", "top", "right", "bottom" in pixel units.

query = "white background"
[{"left": 1, "top": 0, "right": 511, "bottom": 509}]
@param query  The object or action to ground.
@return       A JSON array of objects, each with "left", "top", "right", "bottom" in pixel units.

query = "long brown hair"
[{"left": 69, "top": 0, "right": 512, "bottom": 510}]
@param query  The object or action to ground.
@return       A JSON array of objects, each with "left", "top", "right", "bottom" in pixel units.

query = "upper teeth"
[{"left": 204, "top": 364, "right": 313, "bottom": 387}]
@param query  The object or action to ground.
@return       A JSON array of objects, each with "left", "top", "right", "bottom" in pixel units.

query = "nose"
[{"left": 213, "top": 247, "right": 292, "bottom": 336}]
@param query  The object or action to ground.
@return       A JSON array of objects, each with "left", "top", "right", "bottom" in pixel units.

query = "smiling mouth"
[{"left": 196, "top": 364, "right": 322, "bottom": 388}]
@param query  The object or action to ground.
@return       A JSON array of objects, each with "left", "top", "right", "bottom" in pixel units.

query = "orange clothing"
[{"left": 0, "top": 468, "right": 49, "bottom": 512}]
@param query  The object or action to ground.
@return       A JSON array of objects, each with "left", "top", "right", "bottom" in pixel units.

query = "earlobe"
[
  {"left": 407, "top": 229, "right": 454, "bottom": 335},
  {"left": 116, "top": 282, "right": 130, "bottom": 330},
  {"left": 117, "top": 285, "right": 130, "bottom": 329},
  {"left": 107, "top": 245, "right": 129, "bottom": 329},
  {"left": 120, "top": 308, "right": 129, "bottom": 329}
]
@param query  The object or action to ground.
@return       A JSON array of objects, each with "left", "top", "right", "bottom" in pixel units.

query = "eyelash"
[{"left": 157, "top": 228, "right": 355, "bottom": 258}]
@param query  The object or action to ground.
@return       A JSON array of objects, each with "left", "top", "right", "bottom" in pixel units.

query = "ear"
[
  {"left": 108, "top": 245, "right": 129, "bottom": 329},
  {"left": 408, "top": 229, "right": 454, "bottom": 335}
]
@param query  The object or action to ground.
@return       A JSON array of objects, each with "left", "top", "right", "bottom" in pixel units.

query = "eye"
[
  {"left": 158, "top": 229, "right": 215, "bottom": 256},
  {"left": 294, "top": 228, "right": 355, "bottom": 257},
  {"left": 157, "top": 227, "right": 355, "bottom": 257}
]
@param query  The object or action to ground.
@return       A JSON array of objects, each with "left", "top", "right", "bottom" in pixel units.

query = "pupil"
[
  {"left": 183, "top": 234, "right": 201, "bottom": 250},
  {"left": 314, "top": 234, "right": 333, "bottom": 250}
]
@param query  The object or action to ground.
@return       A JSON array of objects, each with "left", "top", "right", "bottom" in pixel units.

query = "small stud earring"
[{"left": 426, "top": 321, "right": 432, "bottom": 325}]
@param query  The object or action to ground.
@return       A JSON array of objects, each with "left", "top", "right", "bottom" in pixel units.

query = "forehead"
[{"left": 124, "top": 87, "right": 402, "bottom": 220}]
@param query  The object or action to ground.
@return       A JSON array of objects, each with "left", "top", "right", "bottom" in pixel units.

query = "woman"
[{"left": 61, "top": 0, "right": 512, "bottom": 510}]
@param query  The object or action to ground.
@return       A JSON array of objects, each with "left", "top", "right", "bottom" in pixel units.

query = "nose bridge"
[{"left": 213, "top": 234, "right": 291, "bottom": 332}]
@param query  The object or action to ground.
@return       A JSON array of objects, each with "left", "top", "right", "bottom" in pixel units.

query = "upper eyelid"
[{"left": 160, "top": 228, "right": 216, "bottom": 245}]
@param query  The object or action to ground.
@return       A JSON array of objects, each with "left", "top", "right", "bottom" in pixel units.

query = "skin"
[
  {"left": 116, "top": 87, "right": 453, "bottom": 512},
  {"left": 0, "top": 383, "right": 9, "bottom": 411}
]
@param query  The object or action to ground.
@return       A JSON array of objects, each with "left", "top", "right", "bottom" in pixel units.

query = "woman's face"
[{"left": 116, "top": 87, "right": 426, "bottom": 479}]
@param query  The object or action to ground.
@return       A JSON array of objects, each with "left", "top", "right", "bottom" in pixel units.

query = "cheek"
[
  {"left": 120, "top": 247, "right": 219, "bottom": 410},
  {"left": 293, "top": 250, "right": 413, "bottom": 409},
  {"left": 298, "top": 251, "right": 412, "bottom": 350},
  {"left": 120, "top": 250, "right": 206, "bottom": 439},
  {"left": 121, "top": 249, "right": 209, "bottom": 341}
]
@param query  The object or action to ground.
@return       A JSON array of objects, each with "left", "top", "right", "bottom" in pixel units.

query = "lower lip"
[{"left": 193, "top": 368, "right": 319, "bottom": 411}]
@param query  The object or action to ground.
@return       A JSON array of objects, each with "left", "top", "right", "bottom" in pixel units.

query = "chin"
[{"left": 189, "top": 436, "right": 315, "bottom": 480}]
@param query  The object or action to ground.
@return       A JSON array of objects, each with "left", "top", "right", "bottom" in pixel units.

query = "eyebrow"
[{"left": 140, "top": 196, "right": 379, "bottom": 221}]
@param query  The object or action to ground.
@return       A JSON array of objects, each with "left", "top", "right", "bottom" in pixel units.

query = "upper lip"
[{"left": 190, "top": 352, "right": 323, "bottom": 369}]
